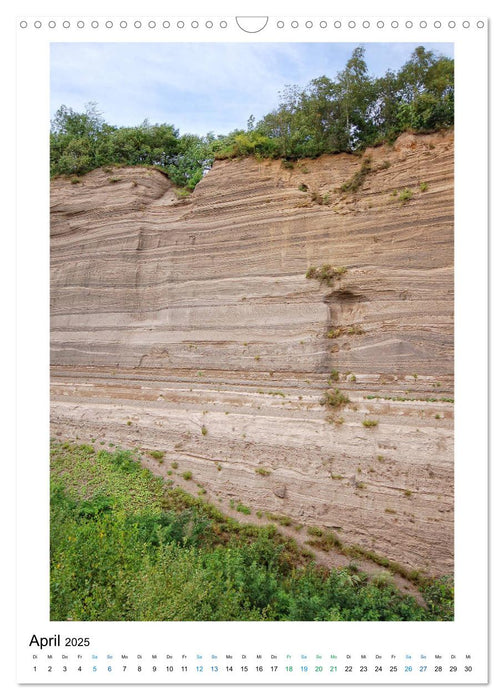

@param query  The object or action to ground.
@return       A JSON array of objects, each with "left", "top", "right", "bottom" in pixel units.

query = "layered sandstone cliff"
[{"left": 50, "top": 131, "right": 454, "bottom": 577}]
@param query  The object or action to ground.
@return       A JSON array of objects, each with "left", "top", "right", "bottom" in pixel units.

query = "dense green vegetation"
[
  {"left": 50, "top": 106, "right": 214, "bottom": 189},
  {"left": 50, "top": 46, "right": 453, "bottom": 188},
  {"left": 50, "top": 442, "right": 453, "bottom": 621}
]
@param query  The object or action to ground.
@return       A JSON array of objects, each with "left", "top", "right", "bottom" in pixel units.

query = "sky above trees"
[{"left": 51, "top": 42, "right": 453, "bottom": 136}]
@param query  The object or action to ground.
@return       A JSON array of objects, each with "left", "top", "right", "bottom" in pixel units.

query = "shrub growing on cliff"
[
  {"left": 340, "top": 157, "right": 373, "bottom": 193},
  {"left": 399, "top": 188, "right": 413, "bottom": 203},
  {"left": 321, "top": 388, "right": 350, "bottom": 409},
  {"left": 236, "top": 503, "right": 251, "bottom": 515},
  {"left": 306, "top": 264, "right": 347, "bottom": 285}
]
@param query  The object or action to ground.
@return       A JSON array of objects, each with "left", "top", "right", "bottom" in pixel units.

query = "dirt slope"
[{"left": 50, "top": 131, "right": 454, "bottom": 577}]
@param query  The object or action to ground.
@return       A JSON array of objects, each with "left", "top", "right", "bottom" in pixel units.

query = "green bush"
[
  {"left": 306, "top": 264, "right": 347, "bottom": 286},
  {"left": 340, "top": 157, "right": 373, "bottom": 193},
  {"left": 236, "top": 503, "right": 251, "bottom": 515},
  {"left": 398, "top": 188, "right": 413, "bottom": 203},
  {"left": 321, "top": 388, "right": 350, "bottom": 409}
]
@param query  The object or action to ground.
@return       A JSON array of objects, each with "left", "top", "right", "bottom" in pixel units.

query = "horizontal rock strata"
[{"left": 51, "top": 131, "right": 454, "bottom": 577}]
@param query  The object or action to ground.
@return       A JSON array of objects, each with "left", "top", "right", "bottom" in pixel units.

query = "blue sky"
[{"left": 51, "top": 42, "right": 454, "bottom": 136}]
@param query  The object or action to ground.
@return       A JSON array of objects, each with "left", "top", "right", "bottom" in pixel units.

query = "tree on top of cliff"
[
  {"left": 50, "top": 46, "right": 453, "bottom": 182},
  {"left": 51, "top": 104, "right": 181, "bottom": 177}
]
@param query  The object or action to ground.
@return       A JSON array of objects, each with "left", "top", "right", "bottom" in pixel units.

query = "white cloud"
[{"left": 51, "top": 42, "right": 453, "bottom": 134}]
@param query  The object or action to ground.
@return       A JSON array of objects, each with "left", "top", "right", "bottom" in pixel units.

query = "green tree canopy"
[{"left": 50, "top": 46, "right": 454, "bottom": 184}]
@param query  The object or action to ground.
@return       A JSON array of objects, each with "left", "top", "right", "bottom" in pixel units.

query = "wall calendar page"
[{"left": 12, "top": 1, "right": 490, "bottom": 694}]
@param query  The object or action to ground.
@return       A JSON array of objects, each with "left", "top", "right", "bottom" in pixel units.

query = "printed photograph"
[{"left": 49, "top": 41, "right": 454, "bottom": 621}]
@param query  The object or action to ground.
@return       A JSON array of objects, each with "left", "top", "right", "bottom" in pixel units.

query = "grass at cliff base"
[{"left": 50, "top": 441, "right": 453, "bottom": 621}]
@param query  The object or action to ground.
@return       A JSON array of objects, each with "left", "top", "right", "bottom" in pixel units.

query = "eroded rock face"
[{"left": 51, "top": 132, "right": 454, "bottom": 576}]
